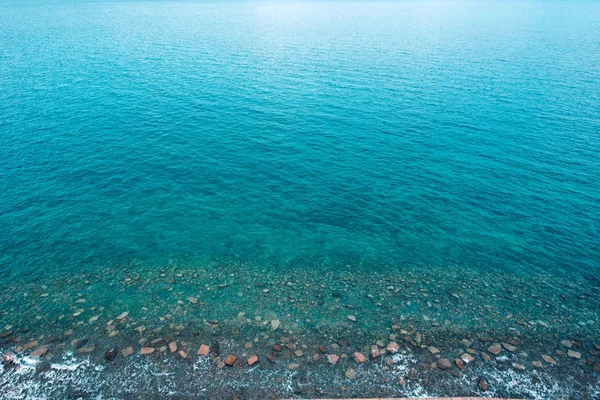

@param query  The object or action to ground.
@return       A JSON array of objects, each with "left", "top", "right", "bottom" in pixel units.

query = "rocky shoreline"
[{"left": 0, "top": 262, "right": 598, "bottom": 398}]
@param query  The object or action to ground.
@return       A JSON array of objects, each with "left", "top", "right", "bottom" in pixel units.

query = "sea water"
[{"left": 0, "top": 0, "right": 599, "bottom": 398}]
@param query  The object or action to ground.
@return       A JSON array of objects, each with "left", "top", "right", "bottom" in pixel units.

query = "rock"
[
  {"left": 327, "top": 354, "right": 339, "bottom": 365},
  {"left": 568, "top": 350, "right": 581, "bottom": 359},
  {"left": 186, "top": 297, "right": 198, "bottom": 304},
  {"left": 561, "top": 340, "right": 573, "bottom": 348},
  {"left": 31, "top": 347, "right": 49, "bottom": 357},
  {"left": 386, "top": 341, "right": 400, "bottom": 353},
  {"left": 288, "top": 363, "right": 300, "bottom": 370},
  {"left": 198, "top": 344, "right": 210, "bottom": 356},
  {"left": 427, "top": 346, "right": 440, "bottom": 354},
  {"left": 487, "top": 345, "right": 501, "bottom": 355},
  {"left": 593, "top": 362, "right": 600, "bottom": 372},
  {"left": 415, "top": 333, "right": 422, "bottom": 346},
  {"left": 542, "top": 354, "right": 557, "bottom": 365},
  {"left": 479, "top": 378, "right": 488, "bottom": 391},
  {"left": 347, "top": 315, "right": 356, "bottom": 322},
  {"left": 294, "top": 349, "right": 304, "bottom": 357},
  {"left": 89, "top": 316, "right": 99, "bottom": 323},
  {"left": 461, "top": 353, "right": 475, "bottom": 364},
  {"left": 121, "top": 346, "right": 134, "bottom": 357},
  {"left": 248, "top": 355, "right": 258, "bottom": 366},
  {"left": 455, "top": 358, "right": 465, "bottom": 371},
  {"left": 267, "top": 355, "right": 275, "bottom": 363},
  {"left": 319, "top": 345, "right": 327, "bottom": 353},
  {"left": 178, "top": 350, "right": 188, "bottom": 359},
  {"left": 385, "top": 356, "right": 394, "bottom": 365},
  {"left": 532, "top": 361, "right": 543, "bottom": 368},
  {"left": 271, "top": 319, "right": 280, "bottom": 330},
  {"left": 354, "top": 352, "right": 367, "bottom": 363},
  {"left": 502, "top": 343, "right": 517, "bottom": 352},
  {"left": 345, "top": 368, "right": 356, "bottom": 379},
  {"left": 480, "top": 352, "right": 491, "bottom": 361},
  {"left": 437, "top": 358, "right": 452, "bottom": 369},
  {"left": 370, "top": 345, "right": 380, "bottom": 358},
  {"left": 140, "top": 347, "right": 155, "bottom": 355},
  {"left": 2, "top": 352, "right": 16, "bottom": 366},
  {"left": 24, "top": 341, "right": 39, "bottom": 350},
  {"left": 116, "top": 312, "right": 129, "bottom": 320},
  {"left": 512, "top": 363, "right": 526, "bottom": 371},
  {"left": 224, "top": 355, "right": 237, "bottom": 366},
  {"left": 104, "top": 348, "right": 118, "bottom": 361},
  {"left": 169, "top": 341, "right": 177, "bottom": 353}
]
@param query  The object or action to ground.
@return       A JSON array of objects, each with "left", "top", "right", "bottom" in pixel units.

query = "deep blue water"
[{"left": 1, "top": 0, "right": 599, "bottom": 280}]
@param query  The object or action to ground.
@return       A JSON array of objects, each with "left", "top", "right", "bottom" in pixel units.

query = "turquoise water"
[{"left": 1, "top": 0, "right": 600, "bottom": 398}]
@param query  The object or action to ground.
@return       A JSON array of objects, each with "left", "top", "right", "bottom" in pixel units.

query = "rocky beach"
[{"left": 1, "top": 261, "right": 598, "bottom": 399}]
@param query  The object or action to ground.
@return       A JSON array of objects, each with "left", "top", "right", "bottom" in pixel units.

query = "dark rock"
[{"left": 104, "top": 347, "right": 118, "bottom": 361}]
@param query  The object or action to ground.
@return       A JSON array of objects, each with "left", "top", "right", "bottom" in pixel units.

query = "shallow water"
[{"left": 1, "top": 0, "right": 599, "bottom": 398}]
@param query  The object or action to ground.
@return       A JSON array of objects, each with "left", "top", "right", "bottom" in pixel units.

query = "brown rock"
[
  {"left": 178, "top": 350, "right": 188, "bottom": 359},
  {"left": 437, "top": 358, "right": 452, "bottom": 369},
  {"left": 427, "top": 346, "right": 440, "bottom": 354},
  {"left": 461, "top": 353, "right": 475, "bottom": 364},
  {"left": 24, "top": 341, "right": 39, "bottom": 350},
  {"left": 479, "top": 378, "right": 488, "bottom": 391},
  {"left": 542, "top": 354, "right": 557, "bottom": 365},
  {"left": 487, "top": 344, "right": 501, "bottom": 355},
  {"left": 31, "top": 347, "right": 49, "bottom": 357},
  {"left": 319, "top": 345, "right": 327, "bottom": 353},
  {"left": 104, "top": 348, "right": 118, "bottom": 361},
  {"left": 169, "top": 341, "right": 177, "bottom": 353},
  {"left": 288, "top": 363, "right": 299, "bottom": 370},
  {"left": 512, "top": 363, "right": 526, "bottom": 371},
  {"left": 481, "top": 352, "right": 491, "bottom": 361},
  {"left": 224, "top": 355, "right": 237, "bottom": 366},
  {"left": 267, "top": 355, "right": 275, "bottom": 363},
  {"left": 502, "top": 343, "right": 517, "bottom": 352},
  {"left": 197, "top": 344, "right": 210, "bottom": 356},
  {"left": 294, "top": 349, "right": 304, "bottom": 357},
  {"left": 455, "top": 358, "right": 466, "bottom": 371},
  {"left": 370, "top": 345, "right": 380, "bottom": 358},
  {"left": 568, "top": 349, "right": 581, "bottom": 359},
  {"left": 272, "top": 344, "right": 282, "bottom": 352},
  {"left": 561, "top": 340, "right": 573, "bottom": 348},
  {"left": 593, "top": 362, "right": 600, "bottom": 372},
  {"left": 386, "top": 341, "right": 400, "bottom": 353},
  {"left": 327, "top": 354, "right": 339, "bottom": 365},
  {"left": 140, "top": 347, "right": 155, "bottom": 355},
  {"left": 354, "top": 352, "right": 367, "bottom": 363},
  {"left": 248, "top": 355, "right": 258, "bottom": 366}
]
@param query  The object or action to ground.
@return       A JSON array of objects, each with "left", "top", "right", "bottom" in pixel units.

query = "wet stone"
[
  {"left": 461, "top": 353, "right": 475, "bottom": 364},
  {"left": 502, "top": 342, "right": 517, "bottom": 352},
  {"left": 437, "top": 358, "right": 452, "bottom": 369},
  {"left": 169, "top": 341, "right": 177, "bottom": 353},
  {"left": 197, "top": 344, "right": 210, "bottom": 356},
  {"left": 121, "top": 346, "right": 134, "bottom": 357},
  {"left": 455, "top": 358, "right": 465, "bottom": 371},
  {"left": 568, "top": 349, "right": 581, "bottom": 359},
  {"left": 479, "top": 378, "right": 489, "bottom": 391},
  {"left": 116, "top": 312, "right": 128, "bottom": 320},
  {"left": 224, "top": 355, "right": 237, "bottom": 366},
  {"left": 512, "top": 363, "right": 526, "bottom": 371},
  {"left": 386, "top": 341, "right": 399, "bottom": 353},
  {"left": 327, "top": 354, "right": 339, "bottom": 365},
  {"left": 354, "top": 352, "right": 366, "bottom": 363},
  {"left": 288, "top": 363, "right": 300, "bottom": 370},
  {"left": 248, "top": 355, "right": 258, "bottom": 366},
  {"left": 370, "top": 345, "right": 380, "bottom": 358},
  {"left": 542, "top": 354, "right": 557, "bottom": 365},
  {"left": 561, "top": 340, "right": 573, "bottom": 348},
  {"left": 178, "top": 350, "right": 188, "bottom": 359},
  {"left": 104, "top": 348, "right": 118, "bottom": 361},
  {"left": 140, "top": 347, "right": 155, "bottom": 355},
  {"left": 31, "top": 347, "right": 49, "bottom": 357},
  {"left": 487, "top": 344, "right": 501, "bottom": 355},
  {"left": 427, "top": 346, "right": 439, "bottom": 354}
]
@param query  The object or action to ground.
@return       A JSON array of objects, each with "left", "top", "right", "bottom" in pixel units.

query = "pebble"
[
  {"left": 116, "top": 312, "right": 129, "bottom": 320},
  {"left": 169, "top": 341, "right": 177, "bottom": 353},
  {"left": 104, "top": 348, "right": 117, "bottom": 361},
  {"left": 186, "top": 297, "right": 198, "bottom": 304},
  {"left": 371, "top": 345, "right": 381, "bottom": 358},
  {"left": 345, "top": 368, "right": 356, "bottom": 379},
  {"left": 461, "top": 353, "right": 475, "bottom": 364},
  {"left": 512, "top": 363, "right": 526, "bottom": 371},
  {"left": 31, "top": 347, "right": 49, "bottom": 357},
  {"left": 271, "top": 319, "right": 280, "bottom": 330},
  {"left": 542, "top": 354, "right": 557, "bottom": 365},
  {"left": 567, "top": 349, "right": 581, "bottom": 359},
  {"left": 24, "top": 341, "right": 39, "bottom": 350},
  {"left": 487, "top": 345, "right": 501, "bottom": 355},
  {"left": 479, "top": 378, "right": 488, "bottom": 391},
  {"left": 248, "top": 355, "right": 258, "bottom": 366},
  {"left": 532, "top": 361, "right": 543, "bottom": 368},
  {"left": 178, "top": 350, "right": 188, "bottom": 359},
  {"left": 121, "top": 346, "right": 134, "bottom": 357},
  {"left": 224, "top": 355, "right": 237, "bottom": 366},
  {"left": 288, "top": 363, "right": 300, "bottom": 370},
  {"left": 386, "top": 341, "right": 399, "bottom": 353},
  {"left": 354, "top": 352, "right": 366, "bottom": 363},
  {"left": 295, "top": 350, "right": 304, "bottom": 357},
  {"left": 455, "top": 358, "right": 465, "bottom": 371},
  {"left": 502, "top": 343, "right": 517, "bottom": 352},
  {"left": 437, "top": 358, "right": 452, "bottom": 369},
  {"left": 327, "top": 354, "right": 339, "bottom": 365},
  {"left": 427, "top": 346, "right": 439, "bottom": 354},
  {"left": 197, "top": 344, "right": 210, "bottom": 356},
  {"left": 561, "top": 340, "right": 573, "bottom": 348},
  {"left": 480, "top": 352, "right": 491, "bottom": 361},
  {"left": 347, "top": 315, "right": 356, "bottom": 322},
  {"left": 89, "top": 316, "right": 99, "bottom": 323},
  {"left": 140, "top": 347, "right": 155, "bottom": 355}
]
